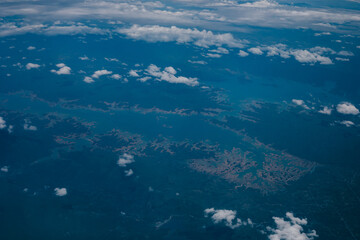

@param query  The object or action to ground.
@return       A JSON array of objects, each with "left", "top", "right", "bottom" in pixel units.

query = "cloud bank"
[{"left": 117, "top": 25, "right": 245, "bottom": 48}]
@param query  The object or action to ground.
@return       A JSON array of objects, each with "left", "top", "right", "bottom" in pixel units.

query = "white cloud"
[
  {"left": 314, "top": 32, "right": 331, "bottom": 36},
  {"left": 105, "top": 57, "right": 119, "bottom": 62},
  {"left": 138, "top": 76, "right": 151, "bottom": 82},
  {"left": 206, "top": 53, "right": 222, "bottom": 58},
  {"left": 310, "top": 47, "right": 336, "bottom": 55},
  {"left": 7, "top": 125, "right": 14, "bottom": 133},
  {"left": 124, "top": 169, "right": 134, "bottom": 176},
  {"left": 292, "top": 99, "right": 304, "bottom": 105},
  {"left": 318, "top": 106, "right": 332, "bottom": 115},
  {"left": 129, "top": 70, "right": 140, "bottom": 77},
  {"left": 248, "top": 47, "right": 263, "bottom": 55},
  {"left": 267, "top": 212, "right": 318, "bottom": 240},
  {"left": 146, "top": 64, "right": 199, "bottom": 86},
  {"left": 24, "top": 119, "right": 37, "bottom": 131},
  {"left": 0, "top": 117, "right": 6, "bottom": 129},
  {"left": 253, "top": 44, "right": 334, "bottom": 65},
  {"left": 83, "top": 76, "right": 94, "bottom": 83},
  {"left": 27, "top": 46, "right": 36, "bottom": 50},
  {"left": 0, "top": 21, "right": 107, "bottom": 38},
  {"left": 24, "top": 124, "right": 37, "bottom": 131},
  {"left": 51, "top": 63, "right": 71, "bottom": 75},
  {"left": 291, "top": 50, "right": 333, "bottom": 65},
  {"left": 8, "top": 125, "right": 14, "bottom": 133},
  {"left": 239, "top": 0, "right": 279, "bottom": 8},
  {"left": 79, "top": 55, "right": 89, "bottom": 60},
  {"left": 1, "top": 166, "right": 9, "bottom": 172},
  {"left": 56, "top": 63, "right": 65, "bottom": 68},
  {"left": 209, "top": 47, "right": 229, "bottom": 54},
  {"left": 164, "top": 66, "right": 177, "bottom": 75},
  {"left": 188, "top": 60, "right": 207, "bottom": 64},
  {"left": 1, "top": 0, "right": 360, "bottom": 37},
  {"left": 117, "top": 153, "right": 135, "bottom": 167},
  {"left": 26, "top": 63, "right": 40, "bottom": 70},
  {"left": 336, "top": 102, "right": 359, "bottom": 115},
  {"left": 339, "top": 120, "right": 355, "bottom": 127},
  {"left": 111, "top": 74, "right": 122, "bottom": 80},
  {"left": 43, "top": 25, "right": 107, "bottom": 36},
  {"left": 204, "top": 208, "right": 253, "bottom": 229},
  {"left": 292, "top": 99, "right": 310, "bottom": 109},
  {"left": 117, "top": 25, "right": 245, "bottom": 48},
  {"left": 338, "top": 50, "right": 354, "bottom": 56},
  {"left": 91, "top": 70, "right": 112, "bottom": 78},
  {"left": 238, "top": 50, "right": 249, "bottom": 57},
  {"left": 335, "top": 57, "right": 350, "bottom": 62},
  {"left": 54, "top": 187, "right": 67, "bottom": 197}
]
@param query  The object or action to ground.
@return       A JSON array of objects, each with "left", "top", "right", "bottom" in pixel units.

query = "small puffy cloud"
[
  {"left": 24, "top": 119, "right": 37, "bottom": 131},
  {"left": 129, "top": 70, "right": 140, "bottom": 77},
  {"left": 27, "top": 46, "right": 36, "bottom": 50},
  {"left": 105, "top": 57, "right": 119, "bottom": 62},
  {"left": 209, "top": 47, "right": 229, "bottom": 54},
  {"left": 124, "top": 169, "right": 134, "bottom": 176},
  {"left": 54, "top": 187, "right": 67, "bottom": 197},
  {"left": 318, "top": 106, "right": 332, "bottom": 115},
  {"left": 339, "top": 120, "right": 355, "bottom": 127},
  {"left": 292, "top": 99, "right": 304, "bottom": 105},
  {"left": 238, "top": 50, "right": 249, "bottom": 57},
  {"left": 314, "top": 32, "right": 331, "bottom": 36},
  {"left": 292, "top": 99, "right": 310, "bottom": 109},
  {"left": 310, "top": 46, "right": 336, "bottom": 55},
  {"left": 188, "top": 60, "right": 207, "bottom": 65},
  {"left": 336, "top": 102, "right": 359, "bottom": 115},
  {"left": 24, "top": 124, "right": 37, "bottom": 131},
  {"left": 248, "top": 47, "right": 263, "bottom": 55},
  {"left": 138, "top": 76, "right": 151, "bottom": 82},
  {"left": 26, "top": 63, "right": 40, "bottom": 70},
  {"left": 91, "top": 70, "right": 112, "bottom": 78},
  {"left": 0, "top": 117, "right": 6, "bottom": 129},
  {"left": 206, "top": 53, "right": 222, "bottom": 58},
  {"left": 337, "top": 50, "right": 354, "bottom": 56},
  {"left": 335, "top": 57, "right": 349, "bottom": 62},
  {"left": 204, "top": 208, "right": 253, "bottom": 229},
  {"left": 117, "top": 153, "right": 135, "bottom": 167},
  {"left": 51, "top": 63, "right": 71, "bottom": 75},
  {"left": 146, "top": 64, "right": 199, "bottom": 86},
  {"left": 164, "top": 66, "right": 177, "bottom": 75},
  {"left": 7, "top": 125, "right": 14, "bottom": 133},
  {"left": 267, "top": 212, "right": 318, "bottom": 240},
  {"left": 1, "top": 166, "right": 9, "bottom": 172},
  {"left": 79, "top": 55, "right": 89, "bottom": 60},
  {"left": 83, "top": 76, "right": 95, "bottom": 83},
  {"left": 291, "top": 50, "right": 332, "bottom": 65},
  {"left": 111, "top": 74, "right": 122, "bottom": 80}
]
